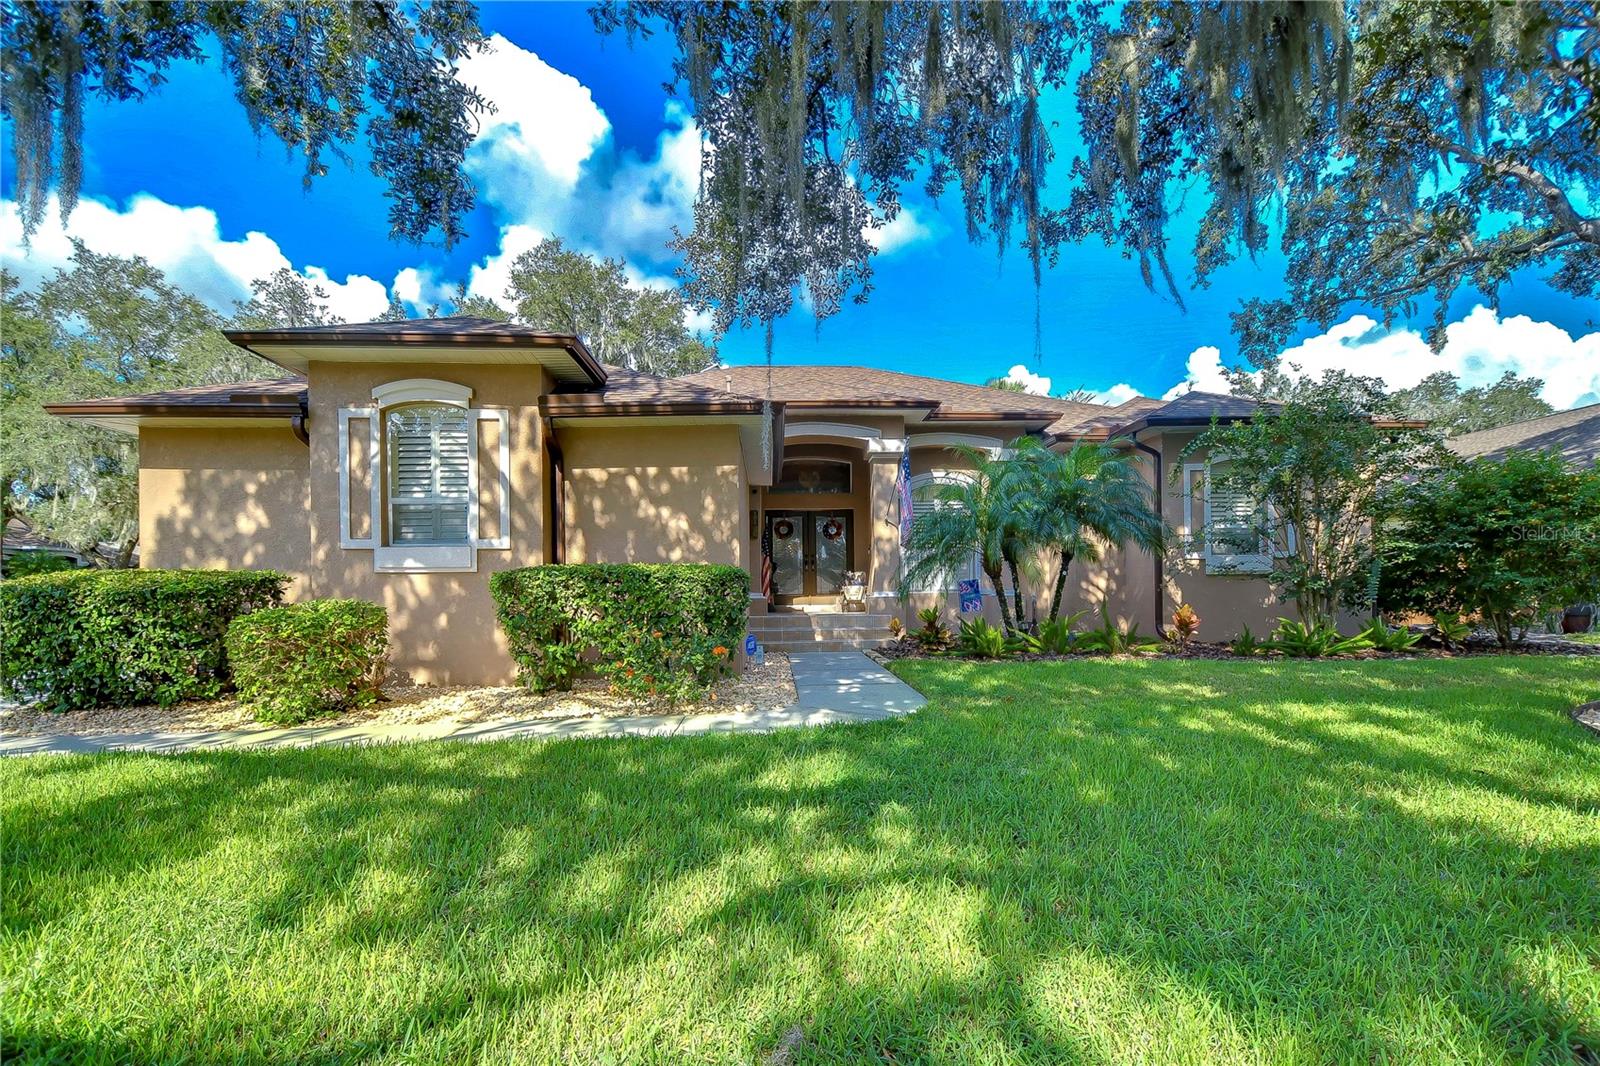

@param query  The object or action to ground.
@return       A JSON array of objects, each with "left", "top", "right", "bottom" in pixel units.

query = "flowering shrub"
[{"left": 490, "top": 564, "right": 746, "bottom": 701}]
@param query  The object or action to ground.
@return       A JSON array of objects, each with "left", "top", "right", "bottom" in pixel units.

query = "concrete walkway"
[{"left": 0, "top": 652, "right": 925, "bottom": 757}]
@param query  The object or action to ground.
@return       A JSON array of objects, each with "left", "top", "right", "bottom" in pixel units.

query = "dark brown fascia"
[
  {"left": 538, "top": 395, "right": 767, "bottom": 418},
  {"left": 925, "top": 409, "right": 1060, "bottom": 423},
  {"left": 224, "top": 327, "right": 608, "bottom": 387},
  {"left": 781, "top": 399, "right": 941, "bottom": 410},
  {"left": 43, "top": 399, "right": 303, "bottom": 420}
]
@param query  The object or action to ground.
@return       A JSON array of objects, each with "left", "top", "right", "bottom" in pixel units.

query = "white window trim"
[
  {"left": 336, "top": 379, "right": 512, "bottom": 573},
  {"left": 1182, "top": 461, "right": 1272, "bottom": 575},
  {"left": 907, "top": 470, "right": 982, "bottom": 592}
]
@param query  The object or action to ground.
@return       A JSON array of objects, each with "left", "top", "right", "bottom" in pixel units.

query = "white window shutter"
[
  {"left": 470, "top": 408, "right": 511, "bottom": 550},
  {"left": 1202, "top": 462, "right": 1270, "bottom": 571},
  {"left": 338, "top": 406, "right": 380, "bottom": 549}
]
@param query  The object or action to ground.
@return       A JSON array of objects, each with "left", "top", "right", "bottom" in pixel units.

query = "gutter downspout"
[
  {"left": 291, "top": 400, "right": 310, "bottom": 446},
  {"left": 1130, "top": 431, "right": 1166, "bottom": 638},
  {"left": 545, "top": 424, "right": 566, "bottom": 564}
]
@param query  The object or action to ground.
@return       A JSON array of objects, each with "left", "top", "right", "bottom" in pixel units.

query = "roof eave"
[{"left": 225, "top": 328, "right": 607, "bottom": 387}]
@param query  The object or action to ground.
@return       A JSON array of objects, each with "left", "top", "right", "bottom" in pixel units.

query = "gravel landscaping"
[{"left": 0, "top": 654, "right": 796, "bottom": 737}]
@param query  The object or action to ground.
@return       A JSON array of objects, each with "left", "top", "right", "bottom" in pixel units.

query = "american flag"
[{"left": 760, "top": 516, "right": 774, "bottom": 602}]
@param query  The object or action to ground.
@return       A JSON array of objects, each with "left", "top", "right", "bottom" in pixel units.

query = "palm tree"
[
  {"left": 1012, "top": 437, "right": 1167, "bottom": 624},
  {"left": 901, "top": 447, "right": 1034, "bottom": 634}
]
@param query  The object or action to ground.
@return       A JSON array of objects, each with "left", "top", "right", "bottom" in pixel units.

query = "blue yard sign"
[{"left": 957, "top": 578, "right": 983, "bottom": 613}]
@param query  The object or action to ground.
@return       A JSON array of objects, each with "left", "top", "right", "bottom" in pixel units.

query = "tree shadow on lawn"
[{"left": 3, "top": 659, "right": 1598, "bottom": 1064}]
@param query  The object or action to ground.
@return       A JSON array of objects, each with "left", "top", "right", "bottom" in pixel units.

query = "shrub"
[
  {"left": 1431, "top": 612, "right": 1472, "bottom": 648},
  {"left": 1076, "top": 607, "right": 1160, "bottom": 655},
  {"left": 1170, "top": 603, "right": 1201, "bottom": 648},
  {"left": 913, "top": 607, "right": 950, "bottom": 651},
  {"left": 955, "top": 617, "right": 1023, "bottom": 659},
  {"left": 1380, "top": 450, "right": 1600, "bottom": 646},
  {"left": 2, "top": 551, "right": 79, "bottom": 579},
  {"left": 0, "top": 569, "right": 287, "bottom": 710},
  {"left": 1023, "top": 612, "right": 1085, "bottom": 655},
  {"left": 490, "top": 564, "right": 747, "bottom": 701},
  {"left": 1359, "top": 618, "right": 1421, "bottom": 653},
  {"left": 225, "top": 600, "right": 389, "bottom": 724},
  {"left": 1229, "top": 625, "right": 1266, "bottom": 657},
  {"left": 1265, "top": 618, "right": 1373, "bottom": 658}
]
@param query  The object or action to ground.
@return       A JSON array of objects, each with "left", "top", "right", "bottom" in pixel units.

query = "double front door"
[{"left": 767, "top": 510, "right": 851, "bottom": 603}]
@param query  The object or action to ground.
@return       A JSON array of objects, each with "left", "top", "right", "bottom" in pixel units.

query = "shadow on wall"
[
  {"left": 565, "top": 464, "right": 744, "bottom": 567},
  {"left": 3, "top": 660, "right": 1595, "bottom": 1061}
]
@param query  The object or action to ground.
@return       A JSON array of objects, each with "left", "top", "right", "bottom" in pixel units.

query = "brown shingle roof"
[
  {"left": 676, "top": 365, "right": 1117, "bottom": 428},
  {"left": 44, "top": 378, "right": 307, "bottom": 420},
  {"left": 1446, "top": 403, "right": 1600, "bottom": 466},
  {"left": 543, "top": 365, "right": 766, "bottom": 416}
]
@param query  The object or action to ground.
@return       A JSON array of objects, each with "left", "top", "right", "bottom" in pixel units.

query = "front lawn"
[{"left": 4, "top": 659, "right": 1598, "bottom": 1064}]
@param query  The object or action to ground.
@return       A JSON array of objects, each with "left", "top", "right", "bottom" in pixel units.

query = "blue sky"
[{"left": 3, "top": 3, "right": 1596, "bottom": 407}]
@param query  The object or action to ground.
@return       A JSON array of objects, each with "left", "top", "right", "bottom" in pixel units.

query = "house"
[
  {"left": 1446, "top": 402, "right": 1600, "bottom": 468},
  {"left": 46, "top": 317, "right": 1286, "bottom": 683}
]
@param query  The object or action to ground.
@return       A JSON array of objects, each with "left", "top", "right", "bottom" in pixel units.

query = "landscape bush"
[
  {"left": 955, "top": 617, "right": 1024, "bottom": 659},
  {"left": 1, "top": 552, "right": 79, "bottom": 579},
  {"left": 0, "top": 569, "right": 287, "bottom": 710},
  {"left": 490, "top": 564, "right": 746, "bottom": 701},
  {"left": 225, "top": 600, "right": 389, "bottom": 725}
]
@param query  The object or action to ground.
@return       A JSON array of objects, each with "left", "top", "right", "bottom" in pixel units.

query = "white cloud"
[
  {"left": 1, "top": 192, "right": 390, "bottom": 321},
  {"left": 865, "top": 206, "right": 937, "bottom": 256},
  {"left": 1092, "top": 383, "right": 1143, "bottom": 406},
  {"left": 1000, "top": 364, "right": 1052, "bottom": 395},
  {"left": 1109, "top": 307, "right": 1600, "bottom": 411}
]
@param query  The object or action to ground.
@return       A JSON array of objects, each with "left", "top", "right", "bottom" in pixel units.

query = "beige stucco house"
[{"left": 48, "top": 317, "right": 1288, "bottom": 683}]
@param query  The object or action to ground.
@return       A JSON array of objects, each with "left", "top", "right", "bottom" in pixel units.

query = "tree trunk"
[
  {"left": 1048, "top": 549, "right": 1075, "bottom": 623},
  {"left": 114, "top": 535, "right": 138, "bottom": 569},
  {"left": 1004, "top": 553, "right": 1026, "bottom": 631},
  {"left": 985, "top": 565, "right": 1015, "bottom": 634}
]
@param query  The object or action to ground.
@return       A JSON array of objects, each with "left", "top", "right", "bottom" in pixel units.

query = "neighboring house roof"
[
  {"left": 224, "top": 316, "right": 607, "bottom": 386},
  {"left": 1446, "top": 403, "right": 1600, "bottom": 466},
  {"left": 2, "top": 518, "right": 136, "bottom": 567}
]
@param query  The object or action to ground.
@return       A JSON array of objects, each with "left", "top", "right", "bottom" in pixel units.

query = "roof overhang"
[
  {"left": 540, "top": 398, "right": 784, "bottom": 486},
  {"left": 44, "top": 398, "right": 304, "bottom": 435},
  {"left": 224, "top": 327, "right": 607, "bottom": 386}
]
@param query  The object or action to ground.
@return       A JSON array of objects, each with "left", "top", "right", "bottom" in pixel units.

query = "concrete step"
[{"left": 759, "top": 639, "right": 882, "bottom": 654}]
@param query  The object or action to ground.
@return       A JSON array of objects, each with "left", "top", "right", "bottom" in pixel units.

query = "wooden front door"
[{"left": 766, "top": 511, "right": 851, "bottom": 603}]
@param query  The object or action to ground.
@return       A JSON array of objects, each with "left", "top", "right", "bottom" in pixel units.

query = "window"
[
  {"left": 387, "top": 405, "right": 471, "bottom": 544},
  {"left": 774, "top": 458, "right": 851, "bottom": 494},
  {"left": 907, "top": 472, "right": 980, "bottom": 592},
  {"left": 1183, "top": 462, "right": 1271, "bottom": 573}
]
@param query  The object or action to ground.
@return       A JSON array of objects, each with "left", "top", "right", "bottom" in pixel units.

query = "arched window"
[
  {"left": 386, "top": 404, "right": 472, "bottom": 544},
  {"left": 908, "top": 471, "right": 980, "bottom": 592}
]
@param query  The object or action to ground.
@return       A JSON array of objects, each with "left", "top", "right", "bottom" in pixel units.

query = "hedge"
[
  {"left": 226, "top": 600, "right": 389, "bottom": 725},
  {"left": 0, "top": 569, "right": 287, "bottom": 710},
  {"left": 490, "top": 564, "right": 747, "bottom": 700}
]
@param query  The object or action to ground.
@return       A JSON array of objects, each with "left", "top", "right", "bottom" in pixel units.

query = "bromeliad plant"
[
  {"left": 913, "top": 607, "right": 951, "bottom": 650},
  {"left": 955, "top": 617, "right": 1025, "bottom": 659},
  {"left": 1076, "top": 607, "right": 1160, "bottom": 655},
  {"left": 1022, "top": 612, "right": 1086, "bottom": 655},
  {"left": 1265, "top": 618, "right": 1373, "bottom": 658}
]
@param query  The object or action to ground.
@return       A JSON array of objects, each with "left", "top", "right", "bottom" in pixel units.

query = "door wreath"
[
  {"left": 773, "top": 518, "right": 795, "bottom": 539},
  {"left": 821, "top": 518, "right": 844, "bottom": 541}
]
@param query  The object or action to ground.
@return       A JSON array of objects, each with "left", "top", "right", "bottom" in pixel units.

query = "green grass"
[{"left": 4, "top": 659, "right": 1598, "bottom": 1064}]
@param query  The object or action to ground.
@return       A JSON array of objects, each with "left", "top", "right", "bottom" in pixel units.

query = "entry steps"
[{"left": 746, "top": 611, "right": 896, "bottom": 654}]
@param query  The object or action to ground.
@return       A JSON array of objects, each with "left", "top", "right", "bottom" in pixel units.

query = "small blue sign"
[
  {"left": 745, "top": 634, "right": 758, "bottom": 656},
  {"left": 957, "top": 579, "right": 983, "bottom": 613}
]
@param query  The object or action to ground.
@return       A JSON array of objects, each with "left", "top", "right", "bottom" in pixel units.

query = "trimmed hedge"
[
  {"left": 490, "top": 564, "right": 747, "bottom": 700},
  {"left": 226, "top": 600, "right": 389, "bottom": 725},
  {"left": 0, "top": 569, "right": 287, "bottom": 710}
]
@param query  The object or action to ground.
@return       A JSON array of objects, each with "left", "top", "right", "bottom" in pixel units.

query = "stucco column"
[{"left": 866, "top": 441, "right": 907, "bottom": 615}]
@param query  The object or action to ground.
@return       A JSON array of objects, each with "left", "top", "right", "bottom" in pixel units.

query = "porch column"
[{"left": 866, "top": 439, "right": 907, "bottom": 615}]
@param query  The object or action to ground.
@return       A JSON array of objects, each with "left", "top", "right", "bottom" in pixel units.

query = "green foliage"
[
  {"left": 4, "top": 2, "right": 487, "bottom": 247},
  {"left": 1, "top": 551, "right": 78, "bottom": 578},
  {"left": 1075, "top": 607, "right": 1160, "bottom": 655},
  {"left": 1008, "top": 437, "right": 1165, "bottom": 625},
  {"left": 1265, "top": 619, "right": 1374, "bottom": 659},
  {"left": 954, "top": 617, "right": 1023, "bottom": 660},
  {"left": 224, "top": 600, "right": 389, "bottom": 725},
  {"left": 1170, "top": 603, "right": 1201, "bottom": 649},
  {"left": 1385, "top": 372, "right": 1554, "bottom": 436},
  {"left": 1022, "top": 612, "right": 1086, "bottom": 656},
  {"left": 494, "top": 236, "right": 717, "bottom": 375},
  {"left": 1229, "top": 625, "right": 1267, "bottom": 658},
  {"left": 1431, "top": 613, "right": 1473, "bottom": 649},
  {"left": 0, "top": 569, "right": 286, "bottom": 710},
  {"left": 913, "top": 607, "right": 951, "bottom": 651},
  {"left": 1, "top": 249, "right": 280, "bottom": 560},
  {"left": 490, "top": 564, "right": 746, "bottom": 701},
  {"left": 1380, "top": 450, "right": 1600, "bottom": 647},
  {"left": 1186, "top": 372, "right": 1446, "bottom": 627},
  {"left": 1358, "top": 619, "right": 1422, "bottom": 654}
]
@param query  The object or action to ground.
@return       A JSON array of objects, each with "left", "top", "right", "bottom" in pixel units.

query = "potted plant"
[{"left": 1562, "top": 603, "right": 1595, "bottom": 634}]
